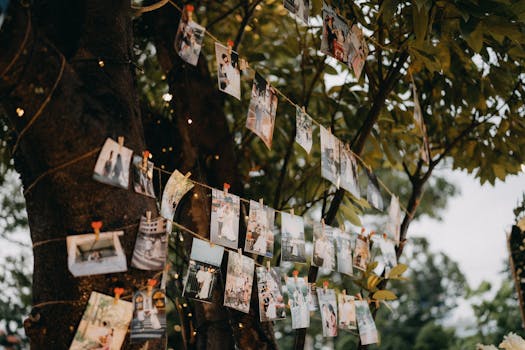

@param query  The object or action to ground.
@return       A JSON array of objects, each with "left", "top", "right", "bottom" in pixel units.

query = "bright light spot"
[
  {"left": 187, "top": 118, "right": 193, "bottom": 124},
  {"left": 174, "top": 325, "right": 181, "bottom": 332},
  {"left": 162, "top": 93, "right": 173, "bottom": 102},
  {"left": 16, "top": 108, "right": 24, "bottom": 117}
]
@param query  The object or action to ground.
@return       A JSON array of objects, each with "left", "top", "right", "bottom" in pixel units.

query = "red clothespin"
[
  {"left": 185, "top": 4, "right": 194, "bottom": 21},
  {"left": 223, "top": 182, "right": 230, "bottom": 195},
  {"left": 91, "top": 221, "right": 103, "bottom": 241},
  {"left": 142, "top": 150, "right": 150, "bottom": 169},
  {"left": 323, "top": 280, "right": 329, "bottom": 291},
  {"left": 360, "top": 227, "right": 366, "bottom": 238},
  {"left": 113, "top": 287, "right": 124, "bottom": 304},
  {"left": 147, "top": 279, "right": 157, "bottom": 296},
  {"left": 292, "top": 269, "right": 299, "bottom": 282},
  {"left": 383, "top": 232, "right": 388, "bottom": 240},
  {"left": 227, "top": 39, "right": 234, "bottom": 56}
]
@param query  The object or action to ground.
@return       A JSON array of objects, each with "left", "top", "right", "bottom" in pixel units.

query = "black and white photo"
[
  {"left": 295, "top": 107, "right": 313, "bottom": 154},
  {"left": 321, "top": 2, "right": 352, "bottom": 66},
  {"left": 256, "top": 267, "right": 286, "bottom": 322},
  {"left": 336, "top": 229, "right": 353, "bottom": 276},
  {"left": 355, "top": 300, "right": 379, "bottom": 345},
  {"left": 210, "top": 188, "right": 241, "bottom": 249},
  {"left": 246, "top": 72, "right": 278, "bottom": 150},
  {"left": 224, "top": 251, "right": 255, "bottom": 313},
  {"left": 366, "top": 168, "right": 383, "bottom": 211},
  {"left": 353, "top": 234, "right": 369, "bottom": 271},
  {"left": 338, "top": 294, "right": 357, "bottom": 331},
  {"left": 339, "top": 142, "right": 360, "bottom": 197},
  {"left": 93, "top": 137, "right": 132, "bottom": 189},
  {"left": 283, "top": 0, "right": 309, "bottom": 25},
  {"left": 320, "top": 125, "right": 340, "bottom": 187},
  {"left": 130, "top": 283, "right": 167, "bottom": 342},
  {"left": 307, "top": 283, "right": 319, "bottom": 311},
  {"left": 285, "top": 275, "right": 310, "bottom": 329},
  {"left": 183, "top": 260, "right": 221, "bottom": 303},
  {"left": 215, "top": 42, "right": 241, "bottom": 100},
  {"left": 174, "top": 6, "right": 205, "bottom": 66},
  {"left": 132, "top": 154, "right": 156, "bottom": 198},
  {"left": 131, "top": 215, "right": 168, "bottom": 270},
  {"left": 280, "top": 212, "right": 307, "bottom": 263},
  {"left": 317, "top": 287, "right": 338, "bottom": 337},
  {"left": 160, "top": 169, "right": 194, "bottom": 228},
  {"left": 245, "top": 200, "right": 275, "bottom": 257},
  {"left": 312, "top": 222, "right": 337, "bottom": 271}
]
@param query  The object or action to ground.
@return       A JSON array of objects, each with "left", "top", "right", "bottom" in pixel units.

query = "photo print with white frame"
[
  {"left": 69, "top": 291, "right": 133, "bottom": 350},
  {"left": 67, "top": 231, "right": 127, "bottom": 277},
  {"left": 256, "top": 266, "right": 286, "bottom": 322},
  {"left": 93, "top": 137, "right": 133, "bottom": 189},
  {"left": 312, "top": 222, "right": 337, "bottom": 271},
  {"left": 321, "top": 2, "right": 352, "bottom": 65},
  {"left": 365, "top": 168, "right": 383, "bottom": 211},
  {"left": 336, "top": 229, "right": 353, "bottom": 276},
  {"left": 224, "top": 251, "right": 255, "bottom": 313},
  {"left": 348, "top": 25, "right": 369, "bottom": 79},
  {"left": 130, "top": 281, "right": 167, "bottom": 342},
  {"left": 283, "top": 0, "right": 310, "bottom": 25},
  {"left": 285, "top": 274, "right": 310, "bottom": 329},
  {"left": 174, "top": 6, "right": 205, "bottom": 66},
  {"left": 246, "top": 72, "right": 278, "bottom": 150},
  {"left": 210, "top": 188, "right": 241, "bottom": 249},
  {"left": 320, "top": 126, "right": 340, "bottom": 187},
  {"left": 355, "top": 299, "right": 379, "bottom": 345},
  {"left": 183, "top": 260, "right": 221, "bottom": 303},
  {"left": 245, "top": 200, "right": 275, "bottom": 257},
  {"left": 353, "top": 234, "right": 369, "bottom": 271},
  {"left": 160, "top": 169, "right": 194, "bottom": 231},
  {"left": 338, "top": 294, "right": 357, "bottom": 331},
  {"left": 132, "top": 154, "right": 156, "bottom": 198},
  {"left": 215, "top": 42, "right": 241, "bottom": 100},
  {"left": 339, "top": 142, "right": 360, "bottom": 197},
  {"left": 386, "top": 195, "right": 401, "bottom": 243},
  {"left": 317, "top": 287, "right": 338, "bottom": 337},
  {"left": 190, "top": 237, "right": 225, "bottom": 267},
  {"left": 307, "top": 283, "right": 319, "bottom": 311},
  {"left": 280, "top": 212, "right": 307, "bottom": 263},
  {"left": 295, "top": 106, "right": 313, "bottom": 154},
  {"left": 131, "top": 215, "right": 168, "bottom": 270}
]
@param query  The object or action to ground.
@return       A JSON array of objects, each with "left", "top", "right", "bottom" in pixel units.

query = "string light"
[
  {"left": 16, "top": 108, "right": 24, "bottom": 117},
  {"left": 162, "top": 93, "right": 173, "bottom": 102},
  {"left": 187, "top": 118, "right": 193, "bottom": 125},
  {"left": 98, "top": 59, "right": 105, "bottom": 68}
]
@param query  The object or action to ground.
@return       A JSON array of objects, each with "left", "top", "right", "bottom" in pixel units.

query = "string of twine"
[{"left": 0, "top": 7, "right": 32, "bottom": 78}]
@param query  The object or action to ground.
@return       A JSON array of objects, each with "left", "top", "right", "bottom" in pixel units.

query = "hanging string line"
[
  {"left": 131, "top": 0, "right": 169, "bottom": 14},
  {"left": 0, "top": 7, "right": 32, "bottom": 78}
]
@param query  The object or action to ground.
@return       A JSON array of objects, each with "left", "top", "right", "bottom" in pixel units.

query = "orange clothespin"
[
  {"left": 147, "top": 279, "right": 157, "bottom": 296},
  {"left": 227, "top": 39, "right": 234, "bottom": 56},
  {"left": 117, "top": 136, "right": 124, "bottom": 152},
  {"left": 185, "top": 4, "right": 194, "bottom": 21},
  {"left": 360, "top": 227, "right": 366, "bottom": 238},
  {"left": 292, "top": 269, "right": 299, "bottom": 282},
  {"left": 323, "top": 280, "right": 329, "bottom": 291},
  {"left": 142, "top": 150, "right": 150, "bottom": 170},
  {"left": 91, "top": 221, "right": 103, "bottom": 241},
  {"left": 223, "top": 182, "right": 230, "bottom": 195},
  {"left": 383, "top": 232, "right": 388, "bottom": 240},
  {"left": 113, "top": 287, "right": 124, "bottom": 304}
]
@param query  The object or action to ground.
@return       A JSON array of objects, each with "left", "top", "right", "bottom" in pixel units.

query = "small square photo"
[
  {"left": 132, "top": 155, "right": 156, "bottom": 198},
  {"left": 93, "top": 138, "right": 133, "bottom": 189}
]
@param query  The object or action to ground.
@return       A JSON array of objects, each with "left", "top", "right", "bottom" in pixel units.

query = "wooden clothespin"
[
  {"left": 184, "top": 171, "right": 192, "bottom": 179},
  {"left": 91, "top": 221, "right": 103, "bottom": 241},
  {"left": 237, "top": 248, "right": 242, "bottom": 256},
  {"left": 375, "top": 300, "right": 380, "bottom": 309},
  {"left": 113, "top": 287, "right": 124, "bottom": 304},
  {"left": 259, "top": 198, "right": 264, "bottom": 207},
  {"left": 117, "top": 136, "right": 124, "bottom": 152},
  {"left": 266, "top": 260, "right": 271, "bottom": 271},
  {"left": 321, "top": 218, "right": 326, "bottom": 234},
  {"left": 342, "top": 289, "right": 346, "bottom": 296},
  {"left": 227, "top": 39, "right": 234, "bottom": 56},
  {"left": 147, "top": 279, "right": 157, "bottom": 296},
  {"left": 223, "top": 182, "right": 230, "bottom": 195},
  {"left": 142, "top": 150, "right": 150, "bottom": 170},
  {"left": 239, "top": 58, "right": 248, "bottom": 71},
  {"left": 301, "top": 106, "right": 306, "bottom": 115},
  {"left": 292, "top": 269, "right": 299, "bottom": 282},
  {"left": 146, "top": 211, "right": 152, "bottom": 224},
  {"left": 323, "top": 280, "right": 329, "bottom": 291},
  {"left": 339, "top": 223, "right": 346, "bottom": 232},
  {"left": 290, "top": 208, "right": 294, "bottom": 216},
  {"left": 185, "top": 4, "right": 194, "bottom": 21},
  {"left": 369, "top": 230, "right": 376, "bottom": 240}
]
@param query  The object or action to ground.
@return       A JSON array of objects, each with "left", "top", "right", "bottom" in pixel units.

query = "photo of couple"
[
  {"left": 246, "top": 72, "right": 278, "bottom": 150},
  {"left": 340, "top": 142, "right": 360, "bottom": 198},
  {"left": 356, "top": 299, "right": 379, "bottom": 345},
  {"left": 132, "top": 154, "right": 156, "bottom": 198},
  {"left": 353, "top": 234, "right": 370, "bottom": 271},
  {"left": 386, "top": 195, "right": 401, "bottom": 243},
  {"left": 321, "top": 2, "right": 352, "bottom": 66},
  {"left": 224, "top": 251, "right": 255, "bottom": 313},
  {"left": 215, "top": 42, "right": 241, "bottom": 100},
  {"left": 93, "top": 137, "right": 132, "bottom": 189},
  {"left": 160, "top": 170, "right": 194, "bottom": 223},
  {"left": 285, "top": 275, "right": 310, "bottom": 329},
  {"left": 280, "top": 212, "right": 307, "bottom": 263},
  {"left": 244, "top": 200, "right": 275, "bottom": 257},
  {"left": 210, "top": 188, "right": 241, "bottom": 249},
  {"left": 366, "top": 168, "right": 384, "bottom": 211},
  {"left": 336, "top": 230, "right": 354, "bottom": 276},
  {"left": 295, "top": 107, "right": 313, "bottom": 154},
  {"left": 174, "top": 6, "right": 205, "bottom": 66},
  {"left": 256, "top": 267, "right": 286, "bottom": 322},
  {"left": 348, "top": 24, "right": 369, "bottom": 79},
  {"left": 130, "top": 284, "right": 167, "bottom": 341},
  {"left": 312, "top": 222, "right": 337, "bottom": 271},
  {"left": 338, "top": 294, "right": 357, "bottom": 331},
  {"left": 131, "top": 215, "right": 168, "bottom": 271},
  {"left": 317, "top": 287, "right": 338, "bottom": 337}
]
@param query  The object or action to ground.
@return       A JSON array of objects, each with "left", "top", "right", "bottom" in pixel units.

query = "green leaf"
[
  {"left": 412, "top": 3, "right": 429, "bottom": 43},
  {"left": 387, "top": 264, "right": 408, "bottom": 278},
  {"left": 464, "top": 22, "right": 484, "bottom": 53},
  {"left": 373, "top": 290, "right": 398, "bottom": 301}
]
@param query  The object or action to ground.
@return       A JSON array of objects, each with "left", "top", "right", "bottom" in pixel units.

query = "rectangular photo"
[
  {"left": 386, "top": 195, "right": 401, "bottom": 243},
  {"left": 131, "top": 216, "right": 168, "bottom": 271},
  {"left": 321, "top": 2, "right": 352, "bottom": 65},
  {"left": 380, "top": 237, "right": 397, "bottom": 277},
  {"left": 312, "top": 223, "right": 337, "bottom": 271},
  {"left": 246, "top": 72, "right": 278, "bottom": 150},
  {"left": 245, "top": 200, "right": 275, "bottom": 257},
  {"left": 280, "top": 212, "right": 307, "bottom": 263},
  {"left": 339, "top": 142, "right": 360, "bottom": 198},
  {"left": 295, "top": 107, "right": 313, "bottom": 154},
  {"left": 355, "top": 300, "right": 379, "bottom": 345},
  {"left": 224, "top": 251, "right": 255, "bottom": 313},
  {"left": 307, "top": 283, "right": 319, "bottom": 311},
  {"left": 283, "top": 0, "right": 310, "bottom": 25},
  {"left": 210, "top": 188, "right": 241, "bottom": 249},
  {"left": 336, "top": 230, "right": 353, "bottom": 276},
  {"left": 93, "top": 137, "right": 133, "bottom": 189},
  {"left": 69, "top": 291, "right": 133, "bottom": 350},
  {"left": 338, "top": 294, "right": 357, "bottom": 331},
  {"left": 256, "top": 267, "right": 286, "bottom": 322},
  {"left": 317, "top": 287, "right": 338, "bottom": 337},
  {"left": 285, "top": 276, "right": 310, "bottom": 329},
  {"left": 183, "top": 259, "right": 221, "bottom": 303},
  {"left": 349, "top": 25, "right": 369, "bottom": 79},
  {"left": 174, "top": 8, "right": 205, "bottom": 66},
  {"left": 160, "top": 169, "right": 194, "bottom": 222},
  {"left": 190, "top": 237, "right": 225, "bottom": 267},
  {"left": 353, "top": 234, "right": 370, "bottom": 271},
  {"left": 366, "top": 168, "right": 383, "bottom": 211},
  {"left": 67, "top": 231, "right": 127, "bottom": 277},
  {"left": 320, "top": 126, "right": 340, "bottom": 187},
  {"left": 130, "top": 285, "right": 167, "bottom": 342},
  {"left": 215, "top": 42, "right": 241, "bottom": 100},
  {"left": 132, "top": 154, "right": 156, "bottom": 198}
]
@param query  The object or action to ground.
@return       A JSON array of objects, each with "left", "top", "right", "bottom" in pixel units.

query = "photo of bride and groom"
[
  {"left": 210, "top": 188, "right": 241, "bottom": 249},
  {"left": 93, "top": 137, "right": 133, "bottom": 189}
]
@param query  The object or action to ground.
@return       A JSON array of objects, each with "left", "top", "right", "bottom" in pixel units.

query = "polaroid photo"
[
  {"left": 353, "top": 234, "right": 370, "bottom": 271},
  {"left": 336, "top": 230, "right": 353, "bottom": 276},
  {"left": 215, "top": 42, "right": 241, "bottom": 100},
  {"left": 386, "top": 195, "right": 401, "bottom": 243},
  {"left": 320, "top": 126, "right": 340, "bottom": 187},
  {"left": 338, "top": 294, "right": 357, "bottom": 331},
  {"left": 295, "top": 107, "right": 313, "bottom": 154},
  {"left": 256, "top": 267, "right": 286, "bottom": 322},
  {"left": 246, "top": 72, "right": 278, "bottom": 150},
  {"left": 321, "top": 2, "right": 352, "bottom": 65},
  {"left": 283, "top": 0, "right": 310, "bottom": 25},
  {"left": 280, "top": 212, "right": 307, "bottom": 264},
  {"left": 67, "top": 231, "right": 127, "bottom": 277},
  {"left": 190, "top": 237, "right": 225, "bottom": 267},
  {"left": 307, "top": 283, "right": 319, "bottom": 311},
  {"left": 130, "top": 284, "right": 167, "bottom": 342},
  {"left": 285, "top": 275, "right": 310, "bottom": 329},
  {"left": 132, "top": 155, "right": 156, "bottom": 198},
  {"left": 131, "top": 216, "right": 168, "bottom": 271},
  {"left": 160, "top": 169, "right": 194, "bottom": 222},
  {"left": 210, "top": 188, "right": 241, "bottom": 249},
  {"left": 93, "top": 137, "right": 133, "bottom": 189},
  {"left": 245, "top": 200, "right": 275, "bottom": 257},
  {"left": 174, "top": 8, "right": 205, "bottom": 66},
  {"left": 355, "top": 300, "right": 379, "bottom": 345},
  {"left": 349, "top": 25, "right": 369, "bottom": 79},
  {"left": 339, "top": 142, "right": 360, "bottom": 198},
  {"left": 224, "top": 251, "right": 255, "bottom": 313},
  {"left": 183, "top": 260, "right": 221, "bottom": 303},
  {"left": 312, "top": 222, "right": 337, "bottom": 271},
  {"left": 69, "top": 291, "right": 133, "bottom": 350},
  {"left": 366, "top": 168, "right": 383, "bottom": 211},
  {"left": 317, "top": 287, "right": 338, "bottom": 337}
]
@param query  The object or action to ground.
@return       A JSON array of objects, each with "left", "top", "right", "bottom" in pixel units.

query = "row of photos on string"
[{"left": 66, "top": 130, "right": 402, "bottom": 349}]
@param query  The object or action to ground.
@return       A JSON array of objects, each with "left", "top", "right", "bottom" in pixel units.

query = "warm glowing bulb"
[
  {"left": 187, "top": 118, "right": 193, "bottom": 125},
  {"left": 162, "top": 93, "right": 173, "bottom": 102},
  {"left": 98, "top": 60, "right": 105, "bottom": 67},
  {"left": 16, "top": 108, "right": 24, "bottom": 117}
]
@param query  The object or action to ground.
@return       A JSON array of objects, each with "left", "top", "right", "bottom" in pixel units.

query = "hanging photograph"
[
  {"left": 365, "top": 168, "right": 383, "bottom": 211},
  {"left": 353, "top": 234, "right": 369, "bottom": 271},
  {"left": 280, "top": 212, "right": 307, "bottom": 263},
  {"left": 174, "top": 7, "right": 205, "bottom": 66},
  {"left": 348, "top": 24, "right": 369, "bottom": 79},
  {"left": 317, "top": 287, "right": 338, "bottom": 337},
  {"left": 256, "top": 267, "right": 286, "bottom": 322},
  {"left": 339, "top": 142, "right": 360, "bottom": 198},
  {"left": 386, "top": 195, "right": 401, "bottom": 243},
  {"left": 307, "top": 283, "right": 319, "bottom": 311},
  {"left": 190, "top": 237, "right": 225, "bottom": 267},
  {"left": 338, "top": 294, "right": 357, "bottom": 331},
  {"left": 320, "top": 126, "right": 340, "bottom": 187},
  {"left": 224, "top": 251, "right": 255, "bottom": 313},
  {"left": 132, "top": 154, "right": 156, "bottom": 198},
  {"left": 160, "top": 169, "right": 194, "bottom": 222},
  {"left": 69, "top": 291, "right": 133, "bottom": 350},
  {"left": 67, "top": 231, "right": 127, "bottom": 277},
  {"left": 283, "top": 0, "right": 310, "bottom": 25},
  {"left": 183, "top": 259, "right": 221, "bottom": 303},
  {"left": 285, "top": 275, "right": 310, "bottom": 329},
  {"left": 93, "top": 137, "right": 133, "bottom": 189},
  {"left": 336, "top": 230, "right": 353, "bottom": 276},
  {"left": 130, "top": 284, "right": 167, "bottom": 342},
  {"left": 295, "top": 107, "right": 313, "bottom": 154},
  {"left": 312, "top": 222, "right": 337, "bottom": 271},
  {"left": 245, "top": 200, "right": 275, "bottom": 257},
  {"left": 246, "top": 72, "right": 278, "bottom": 150},
  {"left": 210, "top": 188, "right": 241, "bottom": 249},
  {"left": 131, "top": 215, "right": 168, "bottom": 271},
  {"left": 320, "top": 2, "right": 352, "bottom": 65},
  {"left": 215, "top": 42, "right": 241, "bottom": 100},
  {"left": 380, "top": 237, "right": 397, "bottom": 277},
  {"left": 355, "top": 300, "right": 379, "bottom": 345}
]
